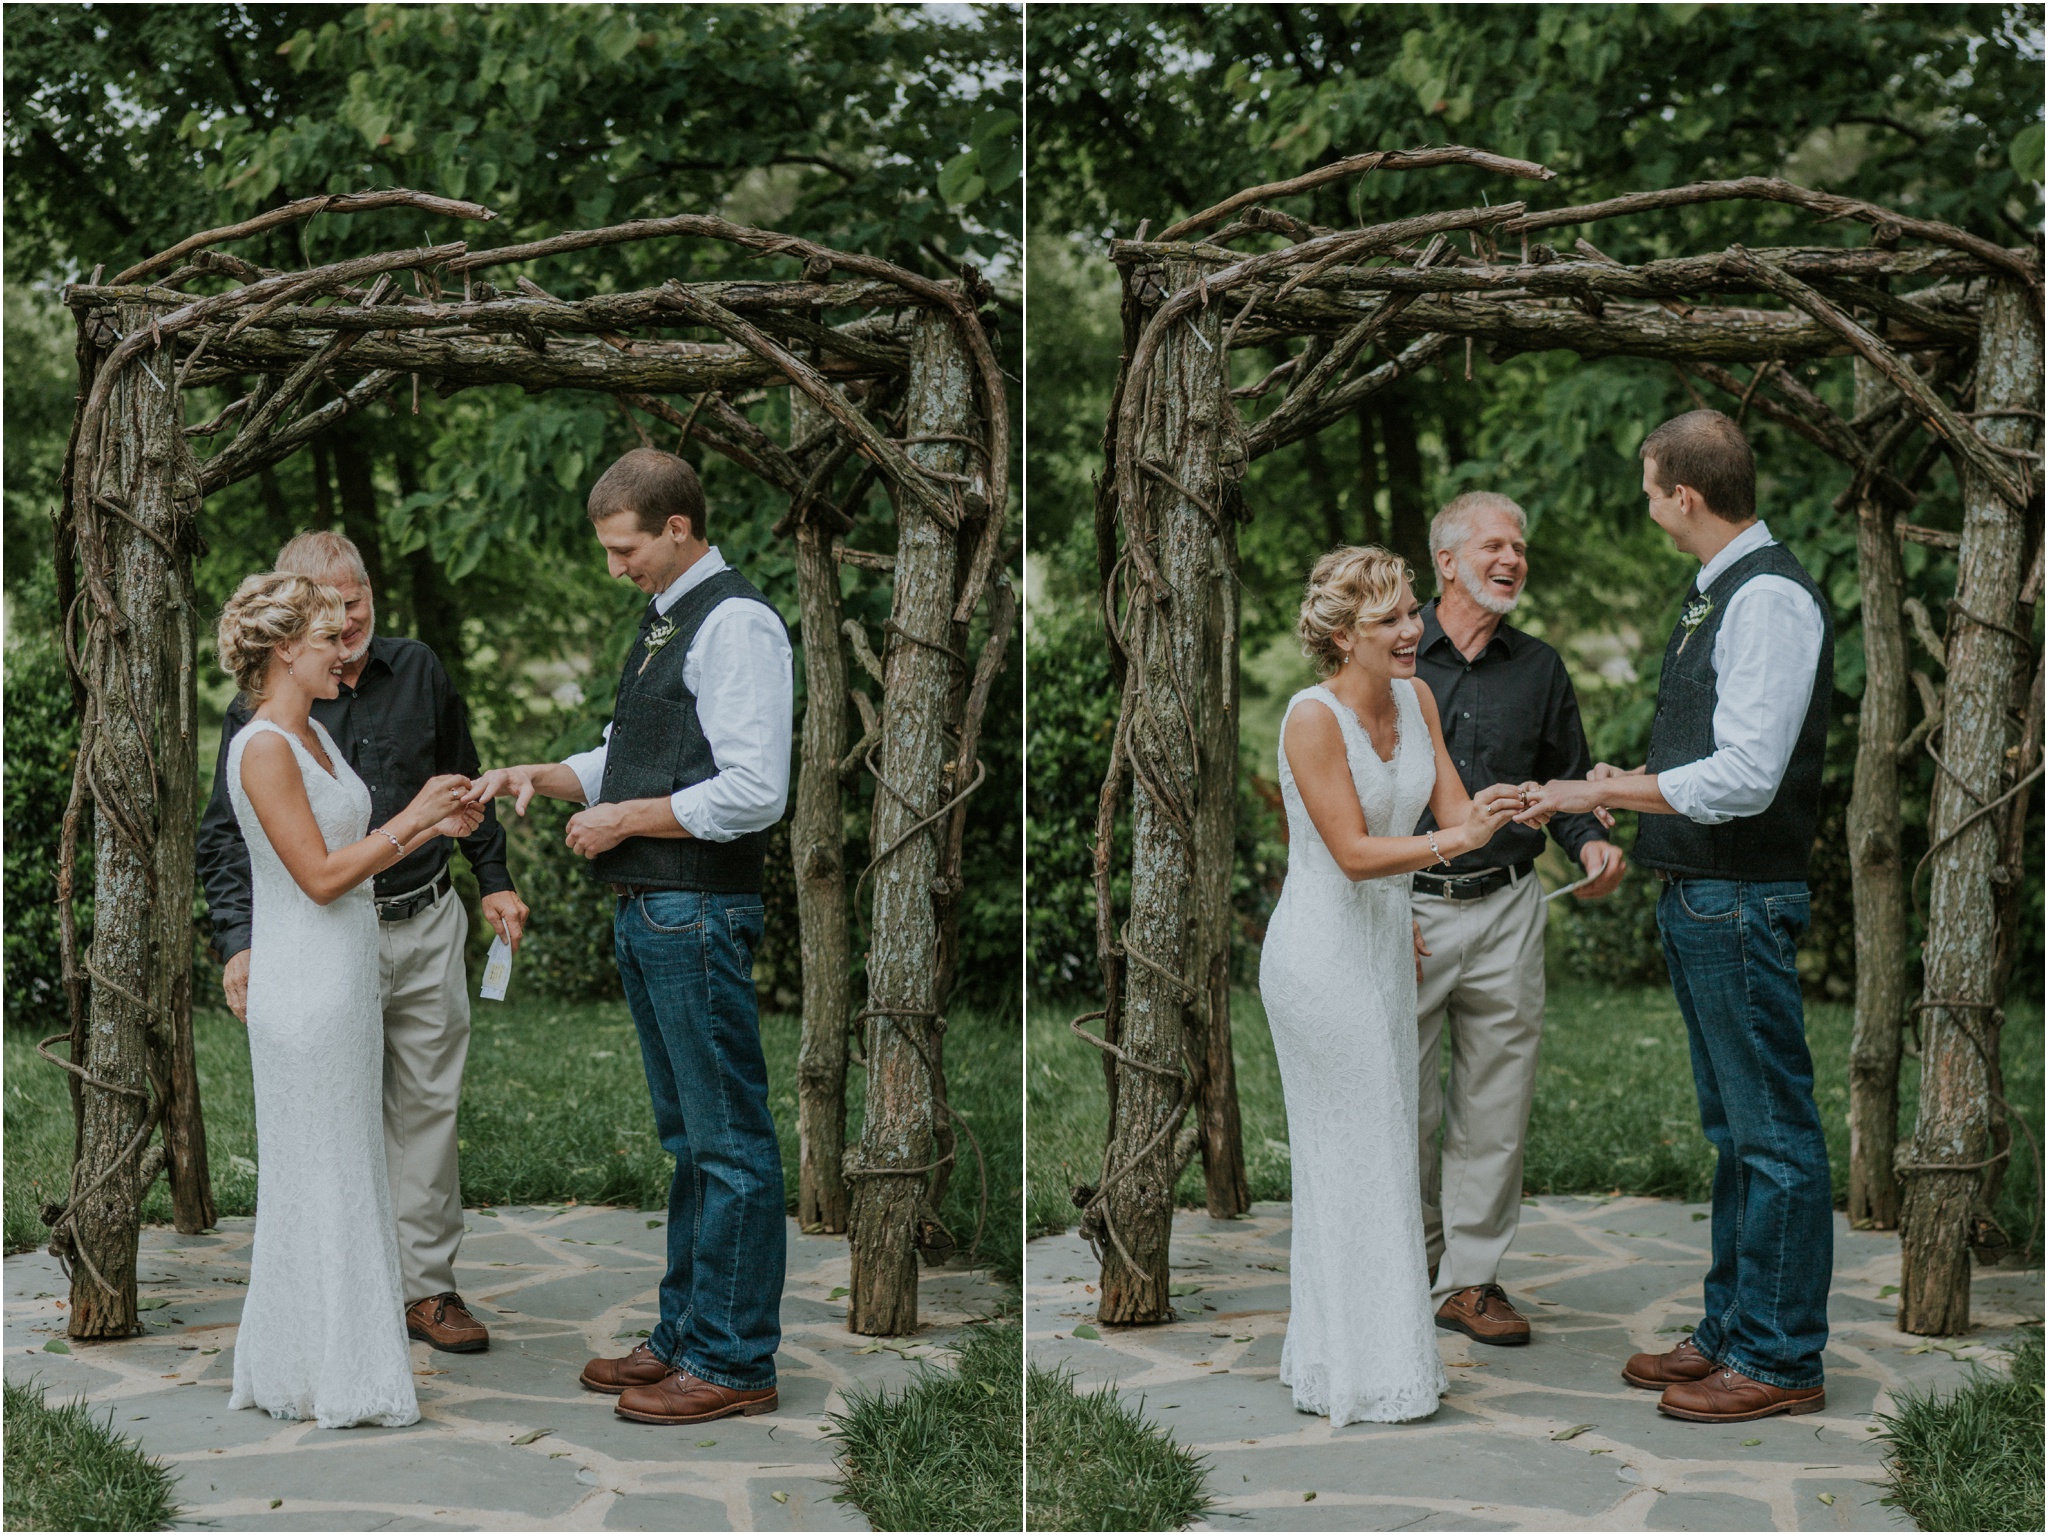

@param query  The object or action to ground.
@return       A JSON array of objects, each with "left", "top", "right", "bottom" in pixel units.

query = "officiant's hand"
[
  {"left": 480, "top": 890, "right": 530, "bottom": 954},
  {"left": 223, "top": 950, "right": 250, "bottom": 1024},
  {"left": 1575, "top": 839, "right": 1627, "bottom": 899}
]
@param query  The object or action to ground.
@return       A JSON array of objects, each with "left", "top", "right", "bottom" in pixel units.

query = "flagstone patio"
[
  {"left": 7, "top": 1204, "right": 1005, "bottom": 1532},
  {"left": 1026, "top": 1196, "right": 2040, "bottom": 1532}
]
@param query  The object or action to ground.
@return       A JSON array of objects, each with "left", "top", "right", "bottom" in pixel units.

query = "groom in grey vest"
[
  {"left": 1517, "top": 410, "right": 1834, "bottom": 1425},
  {"left": 467, "top": 449, "right": 793, "bottom": 1426}
]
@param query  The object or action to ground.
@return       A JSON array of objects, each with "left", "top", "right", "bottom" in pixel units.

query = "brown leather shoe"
[
  {"left": 1434, "top": 1284, "right": 1530, "bottom": 1346},
  {"left": 579, "top": 1343, "right": 677, "bottom": 1396},
  {"left": 1622, "top": 1336, "right": 1715, "bottom": 1390},
  {"left": 1659, "top": 1365, "right": 1824, "bottom": 1423},
  {"left": 614, "top": 1369, "right": 778, "bottom": 1425},
  {"left": 405, "top": 1292, "right": 489, "bottom": 1353}
]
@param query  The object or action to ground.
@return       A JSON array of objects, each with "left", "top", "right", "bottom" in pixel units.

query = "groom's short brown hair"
[
  {"left": 588, "top": 449, "right": 706, "bottom": 540},
  {"left": 1640, "top": 410, "right": 1755, "bottom": 522}
]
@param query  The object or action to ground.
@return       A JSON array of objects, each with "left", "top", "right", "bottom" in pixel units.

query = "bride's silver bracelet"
[
  {"left": 1425, "top": 830, "right": 1449, "bottom": 867},
  {"left": 373, "top": 827, "right": 404, "bottom": 855}
]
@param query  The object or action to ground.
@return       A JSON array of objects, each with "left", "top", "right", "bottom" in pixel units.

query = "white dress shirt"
[
  {"left": 561, "top": 548, "right": 793, "bottom": 841},
  {"left": 1657, "top": 520, "right": 1828, "bottom": 826}
]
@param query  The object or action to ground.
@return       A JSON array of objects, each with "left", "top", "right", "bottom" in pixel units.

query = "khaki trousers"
[
  {"left": 1415, "top": 871, "right": 1547, "bottom": 1306},
  {"left": 375, "top": 885, "right": 471, "bottom": 1303}
]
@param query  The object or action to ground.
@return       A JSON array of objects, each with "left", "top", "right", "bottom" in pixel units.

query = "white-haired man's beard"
[
  {"left": 339, "top": 599, "right": 376, "bottom": 665},
  {"left": 1457, "top": 552, "right": 1521, "bottom": 616}
]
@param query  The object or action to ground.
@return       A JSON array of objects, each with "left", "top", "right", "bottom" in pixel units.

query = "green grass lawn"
[
  {"left": 1878, "top": 1328, "right": 2044, "bottom": 1531},
  {"left": 6, "top": 995, "right": 1021, "bottom": 1285},
  {"left": 1024, "top": 1359, "right": 1212, "bottom": 1531},
  {"left": 2, "top": 1378, "right": 181, "bottom": 1531},
  {"left": 1029, "top": 980, "right": 2043, "bottom": 1247},
  {"left": 830, "top": 1321, "right": 1022, "bottom": 1530}
]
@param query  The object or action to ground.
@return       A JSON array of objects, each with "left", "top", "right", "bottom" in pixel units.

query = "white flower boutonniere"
[
  {"left": 1676, "top": 595, "right": 1714, "bottom": 655},
  {"left": 637, "top": 617, "right": 678, "bottom": 675}
]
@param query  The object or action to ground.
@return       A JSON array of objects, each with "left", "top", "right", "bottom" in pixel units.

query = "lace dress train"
[
  {"left": 226, "top": 718, "right": 418, "bottom": 1429},
  {"left": 1258, "top": 681, "right": 1448, "bottom": 1425}
]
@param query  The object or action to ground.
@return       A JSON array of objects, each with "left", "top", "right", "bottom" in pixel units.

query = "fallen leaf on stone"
[
  {"left": 1818, "top": 1493, "right": 1835, "bottom": 1506},
  {"left": 135, "top": 1299, "right": 171, "bottom": 1311},
  {"left": 1551, "top": 1423, "right": 1595, "bottom": 1441},
  {"left": 1691, "top": 1212, "right": 1709, "bottom": 1221},
  {"left": 1446, "top": 1361, "right": 1488, "bottom": 1368},
  {"left": 1233, "top": 1335, "right": 1252, "bottom": 1342},
  {"left": 200, "top": 1348, "right": 219, "bottom": 1355},
  {"left": 829, "top": 1287, "right": 849, "bottom": 1300},
  {"left": 1878, "top": 1284, "right": 1898, "bottom": 1298},
  {"left": 1303, "top": 1491, "right": 1317, "bottom": 1502},
  {"left": 1192, "top": 1361, "right": 1211, "bottom": 1367},
  {"left": 550, "top": 1451, "right": 572, "bottom": 1459},
  {"left": 646, "top": 1219, "right": 663, "bottom": 1229},
  {"left": 43, "top": 1340, "right": 69, "bottom": 1354},
  {"left": 415, "top": 1369, "right": 448, "bottom": 1377},
  {"left": 1741, "top": 1438, "right": 1762, "bottom": 1447},
  {"left": 855, "top": 1342, "right": 885, "bottom": 1354},
  {"left": 697, "top": 1440, "right": 717, "bottom": 1448},
  {"left": 1589, "top": 1448, "right": 1612, "bottom": 1455},
  {"left": 771, "top": 1492, "right": 789, "bottom": 1505},
  {"left": 269, "top": 1500, "right": 283, "bottom": 1510},
  {"left": 1071, "top": 1324, "right": 1100, "bottom": 1341},
  {"left": 511, "top": 1427, "right": 552, "bottom": 1445},
  {"left": 1167, "top": 1282, "right": 1203, "bottom": 1296}
]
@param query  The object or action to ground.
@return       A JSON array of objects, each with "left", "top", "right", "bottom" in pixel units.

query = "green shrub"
[
  {"left": 1878, "top": 1329, "right": 2044, "bottom": 1532},
  {"left": 3, "top": 1378, "right": 181, "bottom": 1532},
  {"left": 4, "top": 573, "right": 86, "bottom": 1035},
  {"left": 830, "top": 1322, "right": 1022, "bottom": 1531},
  {"left": 1025, "top": 1361, "right": 1211, "bottom": 1531}
]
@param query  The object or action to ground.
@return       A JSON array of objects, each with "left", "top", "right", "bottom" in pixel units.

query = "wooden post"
[
  {"left": 1846, "top": 357, "right": 1911, "bottom": 1231},
  {"left": 789, "top": 390, "right": 854, "bottom": 1236},
  {"left": 1897, "top": 280, "right": 2041, "bottom": 1334},
  {"left": 847, "top": 312, "right": 969, "bottom": 1334},
  {"left": 1193, "top": 487, "right": 1249, "bottom": 1219},
  {"left": 1097, "top": 259, "right": 1228, "bottom": 1322},
  {"left": 65, "top": 303, "right": 212, "bottom": 1338}
]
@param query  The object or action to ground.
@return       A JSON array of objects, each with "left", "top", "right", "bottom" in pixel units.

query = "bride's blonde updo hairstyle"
[
  {"left": 217, "top": 572, "right": 345, "bottom": 701},
  {"left": 1297, "top": 545, "right": 1413, "bottom": 675}
]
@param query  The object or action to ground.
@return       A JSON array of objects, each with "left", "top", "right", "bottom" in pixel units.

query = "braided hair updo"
[
  {"left": 216, "top": 572, "right": 345, "bottom": 701},
  {"left": 1296, "top": 545, "right": 1413, "bottom": 676}
]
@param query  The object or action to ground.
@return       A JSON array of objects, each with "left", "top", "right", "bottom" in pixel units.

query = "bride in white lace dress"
[
  {"left": 216, "top": 573, "right": 480, "bottom": 1430},
  {"left": 1260, "top": 547, "right": 1533, "bottom": 1425}
]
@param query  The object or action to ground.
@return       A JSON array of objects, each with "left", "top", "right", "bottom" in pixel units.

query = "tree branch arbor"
[
  {"left": 1081, "top": 149, "right": 2040, "bottom": 1333},
  {"left": 49, "top": 191, "right": 1011, "bottom": 1340}
]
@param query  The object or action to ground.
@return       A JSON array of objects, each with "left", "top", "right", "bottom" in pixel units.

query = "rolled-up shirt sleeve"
[
  {"left": 672, "top": 600, "right": 794, "bottom": 841},
  {"left": 561, "top": 725, "right": 609, "bottom": 806},
  {"left": 1658, "top": 576, "right": 1827, "bottom": 825}
]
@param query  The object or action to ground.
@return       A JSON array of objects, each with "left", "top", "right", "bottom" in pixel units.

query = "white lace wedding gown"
[
  {"left": 1259, "top": 680, "right": 1448, "bottom": 1424},
  {"left": 226, "top": 719, "right": 419, "bottom": 1429}
]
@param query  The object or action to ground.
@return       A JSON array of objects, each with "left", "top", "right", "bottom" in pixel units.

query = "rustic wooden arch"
[
  {"left": 1077, "top": 148, "right": 2041, "bottom": 1337},
  {"left": 47, "top": 188, "right": 1014, "bottom": 1341}
]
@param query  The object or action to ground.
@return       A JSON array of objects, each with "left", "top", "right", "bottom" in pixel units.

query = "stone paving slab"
[
  {"left": 8, "top": 1205, "right": 1006, "bottom": 1531},
  {"left": 1027, "top": 1197, "right": 2040, "bottom": 1532}
]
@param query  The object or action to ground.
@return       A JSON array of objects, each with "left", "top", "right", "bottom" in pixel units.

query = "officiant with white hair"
[{"left": 1408, "top": 491, "right": 1626, "bottom": 1347}]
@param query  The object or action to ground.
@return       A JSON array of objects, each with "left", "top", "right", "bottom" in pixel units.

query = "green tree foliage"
[
  {"left": 3, "top": 3, "right": 1023, "bottom": 1005},
  {"left": 1025, "top": 3, "right": 2043, "bottom": 1000}
]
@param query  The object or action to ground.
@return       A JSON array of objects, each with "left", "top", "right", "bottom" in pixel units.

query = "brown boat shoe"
[
  {"left": 1622, "top": 1336, "right": 1716, "bottom": 1390},
  {"left": 579, "top": 1343, "right": 678, "bottom": 1396},
  {"left": 405, "top": 1292, "right": 489, "bottom": 1353},
  {"left": 1434, "top": 1283, "right": 1531, "bottom": 1346},
  {"left": 615, "top": 1369, "right": 779, "bottom": 1426},
  {"left": 1658, "top": 1364, "right": 1825, "bottom": 1423}
]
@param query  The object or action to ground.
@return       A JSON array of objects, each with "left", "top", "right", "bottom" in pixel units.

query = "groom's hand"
[
  {"left": 1515, "top": 778, "right": 1600, "bottom": 823},
  {"left": 467, "top": 765, "right": 542, "bottom": 816},
  {"left": 223, "top": 949, "right": 250, "bottom": 1024},
  {"left": 565, "top": 803, "right": 632, "bottom": 858},
  {"left": 480, "top": 890, "right": 530, "bottom": 954}
]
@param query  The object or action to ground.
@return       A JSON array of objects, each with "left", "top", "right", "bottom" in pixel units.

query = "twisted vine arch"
[
  {"left": 48, "top": 188, "right": 1012, "bottom": 1340},
  {"left": 1075, "top": 147, "right": 2040, "bottom": 1337}
]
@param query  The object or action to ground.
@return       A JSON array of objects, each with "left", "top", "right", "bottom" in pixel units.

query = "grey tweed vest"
[
  {"left": 590, "top": 567, "right": 787, "bottom": 892},
  {"left": 1633, "top": 540, "right": 1833, "bottom": 882}
]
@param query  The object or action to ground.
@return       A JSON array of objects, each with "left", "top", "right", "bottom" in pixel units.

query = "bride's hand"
[
  {"left": 1461, "top": 783, "right": 1524, "bottom": 842},
  {"left": 1412, "top": 920, "right": 1431, "bottom": 983},
  {"left": 430, "top": 803, "right": 486, "bottom": 840},
  {"left": 398, "top": 774, "right": 473, "bottom": 839}
]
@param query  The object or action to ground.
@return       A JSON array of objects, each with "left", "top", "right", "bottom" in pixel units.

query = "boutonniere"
[
  {"left": 1676, "top": 595, "right": 1714, "bottom": 654},
  {"left": 637, "top": 617, "right": 678, "bottom": 675}
]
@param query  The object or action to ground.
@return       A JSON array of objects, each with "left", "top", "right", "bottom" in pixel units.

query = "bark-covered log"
[
  {"left": 1897, "top": 280, "right": 2042, "bottom": 1335},
  {"left": 1845, "top": 359, "right": 1912, "bottom": 1232},
  {"left": 846, "top": 313, "right": 969, "bottom": 1335},
  {"left": 64, "top": 302, "right": 213, "bottom": 1336},
  {"left": 789, "top": 390, "right": 854, "bottom": 1237},
  {"left": 1096, "top": 259, "right": 1227, "bottom": 1322}
]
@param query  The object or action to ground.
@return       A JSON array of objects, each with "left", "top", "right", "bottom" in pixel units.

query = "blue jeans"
[
  {"left": 614, "top": 890, "right": 784, "bottom": 1390},
  {"left": 1657, "top": 878, "right": 1831, "bottom": 1389}
]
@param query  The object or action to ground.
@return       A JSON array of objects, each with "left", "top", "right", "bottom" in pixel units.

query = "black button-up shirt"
[
  {"left": 1411, "top": 600, "right": 1605, "bottom": 874},
  {"left": 197, "top": 635, "right": 513, "bottom": 960}
]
